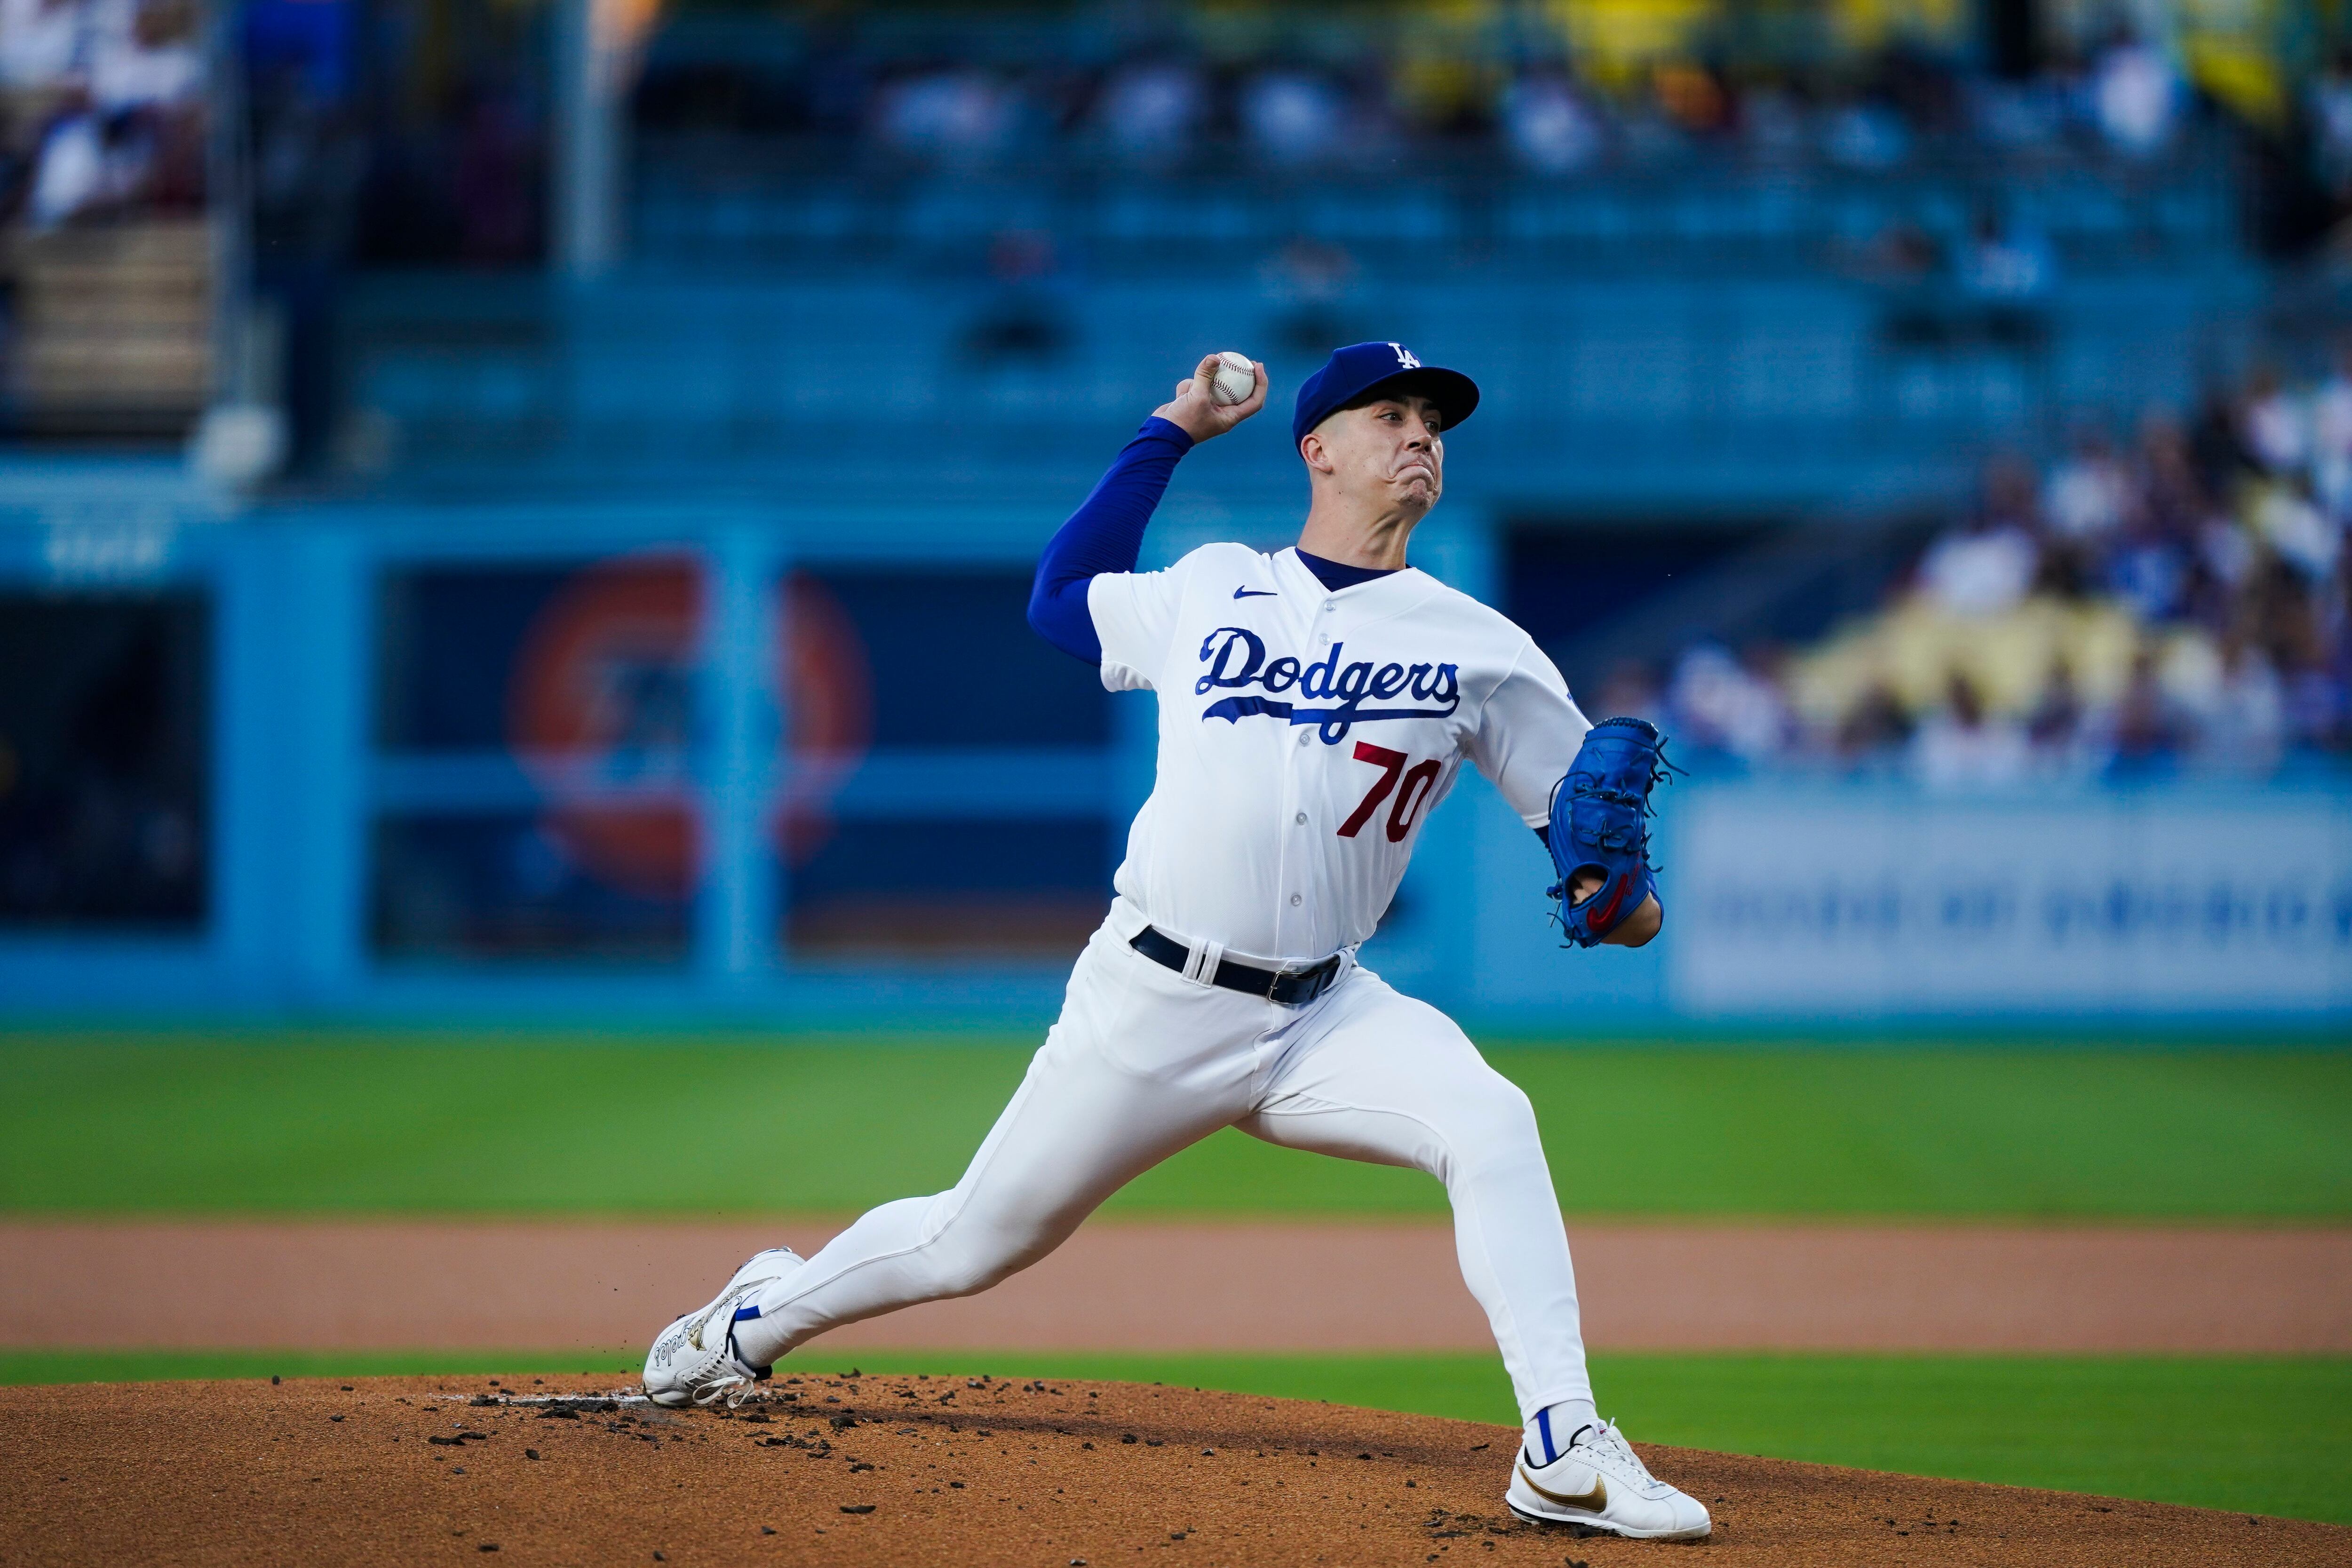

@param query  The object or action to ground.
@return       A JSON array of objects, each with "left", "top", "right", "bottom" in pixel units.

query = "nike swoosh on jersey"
[
  {"left": 1232, "top": 587, "right": 1279, "bottom": 598},
  {"left": 1517, "top": 1462, "right": 1607, "bottom": 1512}
]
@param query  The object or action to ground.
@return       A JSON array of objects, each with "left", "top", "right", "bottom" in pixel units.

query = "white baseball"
[{"left": 1205, "top": 351, "right": 1257, "bottom": 407}]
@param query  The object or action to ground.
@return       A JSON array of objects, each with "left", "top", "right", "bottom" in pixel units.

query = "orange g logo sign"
[{"left": 506, "top": 556, "right": 871, "bottom": 902}]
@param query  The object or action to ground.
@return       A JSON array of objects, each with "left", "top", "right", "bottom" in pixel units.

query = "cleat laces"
[
  {"left": 693, "top": 1362, "right": 758, "bottom": 1409},
  {"left": 1575, "top": 1421, "right": 1664, "bottom": 1492},
  {"left": 676, "top": 1281, "right": 778, "bottom": 1406}
]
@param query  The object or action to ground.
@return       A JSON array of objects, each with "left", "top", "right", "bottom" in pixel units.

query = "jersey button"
[
  {"left": 1294, "top": 812, "right": 1307, "bottom": 825},
  {"left": 1289, "top": 893, "right": 1303, "bottom": 907},
  {"left": 1297, "top": 731, "right": 1310, "bottom": 746}
]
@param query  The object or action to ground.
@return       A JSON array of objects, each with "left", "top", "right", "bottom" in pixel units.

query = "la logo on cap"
[{"left": 1389, "top": 342, "right": 1420, "bottom": 369}]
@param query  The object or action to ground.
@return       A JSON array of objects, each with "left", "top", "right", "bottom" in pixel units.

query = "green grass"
[
  {"left": 826, "top": 1352, "right": 2352, "bottom": 1525},
  {"left": 2, "top": 1033, "right": 2347, "bottom": 1218},
  {"left": 5, "top": 1349, "right": 2343, "bottom": 1526}
]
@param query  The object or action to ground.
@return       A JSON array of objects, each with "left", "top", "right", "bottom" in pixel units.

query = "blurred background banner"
[
  {"left": 0, "top": 0, "right": 2349, "bottom": 1024},
  {"left": 1667, "top": 784, "right": 2352, "bottom": 1013}
]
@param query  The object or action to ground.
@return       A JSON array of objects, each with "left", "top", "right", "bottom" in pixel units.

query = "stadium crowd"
[
  {"left": 1602, "top": 359, "right": 2352, "bottom": 787},
  {"left": 636, "top": 21, "right": 2216, "bottom": 177},
  {"left": 0, "top": 0, "right": 203, "bottom": 228}
]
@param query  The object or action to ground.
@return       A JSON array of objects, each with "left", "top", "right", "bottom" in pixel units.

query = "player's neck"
[{"left": 1296, "top": 500, "right": 1419, "bottom": 571}]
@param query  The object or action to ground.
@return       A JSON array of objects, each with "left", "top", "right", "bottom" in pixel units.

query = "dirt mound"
[{"left": 0, "top": 1374, "right": 2338, "bottom": 1566}]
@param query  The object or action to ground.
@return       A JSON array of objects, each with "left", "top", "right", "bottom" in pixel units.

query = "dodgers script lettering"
[{"left": 1191, "top": 626, "right": 1460, "bottom": 744}]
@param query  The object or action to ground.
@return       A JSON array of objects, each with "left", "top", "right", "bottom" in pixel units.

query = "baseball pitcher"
[{"left": 644, "top": 344, "right": 1703, "bottom": 1541}]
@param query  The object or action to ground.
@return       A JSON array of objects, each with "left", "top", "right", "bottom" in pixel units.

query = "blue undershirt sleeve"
[{"left": 1026, "top": 416, "right": 1194, "bottom": 664}]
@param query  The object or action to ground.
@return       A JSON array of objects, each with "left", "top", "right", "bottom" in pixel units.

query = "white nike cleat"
[
  {"left": 1505, "top": 1418, "right": 1712, "bottom": 1540},
  {"left": 642, "top": 1247, "right": 803, "bottom": 1409}
]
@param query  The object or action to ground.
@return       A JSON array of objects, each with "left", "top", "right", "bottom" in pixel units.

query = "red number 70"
[{"left": 1338, "top": 741, "right": 1443, "bottom": 843}]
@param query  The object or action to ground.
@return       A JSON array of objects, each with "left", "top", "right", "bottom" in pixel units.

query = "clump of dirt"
[{"left": 0, "top": 1374, "right": 2339, "bottom": 1566}]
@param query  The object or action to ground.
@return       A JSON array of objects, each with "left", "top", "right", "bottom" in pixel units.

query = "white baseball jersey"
[{"left": 1088, "top": 541, "right": 1591, "bottom": 962}]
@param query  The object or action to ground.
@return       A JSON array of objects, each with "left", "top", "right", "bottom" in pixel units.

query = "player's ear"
[{"left": 1300, "top": 432, "right": 1335, "bottom": 475}]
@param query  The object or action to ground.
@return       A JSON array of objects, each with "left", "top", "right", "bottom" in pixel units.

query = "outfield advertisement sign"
[{"left": 1667, "top": 788, "right": 2352, "bottom": 1016}]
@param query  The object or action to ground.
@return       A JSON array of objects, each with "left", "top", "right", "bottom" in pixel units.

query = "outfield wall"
[
  {"left": 1449, "top": 783, "right": 2352, "bottom": 1027},
  {"left": 2, "top": 470, "right": 2346, "bottom": 1029}
]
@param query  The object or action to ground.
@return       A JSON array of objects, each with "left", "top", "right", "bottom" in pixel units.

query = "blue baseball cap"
[{"left": 1291, "top": 342, "right": 1480, "bottom": 449}]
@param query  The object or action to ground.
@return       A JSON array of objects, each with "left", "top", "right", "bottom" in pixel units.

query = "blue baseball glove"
[{"left": 1547, "top": 716, "right": 1676, "bottom": 948}]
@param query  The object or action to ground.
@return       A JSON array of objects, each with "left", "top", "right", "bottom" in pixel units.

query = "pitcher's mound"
[{"left": 0, "top": 1373, "right": 2339, "bottom": 1566}]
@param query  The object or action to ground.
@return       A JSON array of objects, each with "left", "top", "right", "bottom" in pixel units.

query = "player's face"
[{"left": 1320, "top": 396, "right": 1445, "bottom": 515}]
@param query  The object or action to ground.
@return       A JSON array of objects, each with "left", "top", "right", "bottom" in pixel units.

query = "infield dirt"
[
  {"left": 0, "top": 1376, "right": 2340, "bottom": 1567},
  {"left": 9, "top": 1220, "right": 2347, "bottom": 1353}
]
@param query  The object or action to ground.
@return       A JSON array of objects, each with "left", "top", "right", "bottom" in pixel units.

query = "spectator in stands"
[
  {"left": 2105, "top": 505, "right": 2190, "bottom": 624},
  {"left": 1835, "top": 681, "right": 1913, "bottom": 765},
  {"left": 2045, "top": 426, "right": 2134, "bottom": 542},
  {"left": 2308, "top": 341, "right": 2352, "bottom": 517},
  {"left": 1240, "top": 67, "right": 1344, "bottom": 167},
  {"left": 0, "top": 0, "right": 79, "bottom": 89},
  {"left": 89, "top": 0, "right": 199, "bottom": 115},
  {"left": 2189, "top": 636, "right": 2288, "bottom": 777},
  {"left": 2238, "top": 365, "right": 2309, "bottom": 476},
  {"left": 1910, "top": 674, "right": 2030, "bottom": 790},
  {"left": 2309, "top": 49, "right": 2352, "bottom": 201},
  {"left": 25, "top": 110, "right": 100, "bottom": 226},
  {"left": 2189, "top": 382, "right": 2255, "bottom": 499},
  {"left": 1653, "top": 61, "right": 1731, "bottom": 137},
  {"left": 1500, "top": 70, "right": 1602, "bottom": 175},
  {"left": 2247, "top": 479, "right": 2338, "bottom": 582},
  {"left": 2137, "top": 409, "right": 2212, "bottom": 532},
  {"left": 2088, "top": 27, "right": 2178, "bottom": 158},
  {"left": 9, "top": 0, "right": 199, "bottom": 228},
  {"left": 1092, "top": 57, "right": 1204, "bottom": 166},
  {"left": 2241, "top": 546, "right": 2327, "bottom": 668},
  {"left": 874, "top": 67, "right": 1020, "bottom": 165},
  {"left": 2039, "top": 426, "right": 2133, "bottom": 603},
  {"left": 2192, "top": 508, "right": 2258, "bottom": 622},
  {"left": 2096, "top": 649, "right": 2184, "bottom": 779},
  {"left": 1919, "top": 461, "right": 2041, "bottom": 617},
  {"left": 2024, "top": 661, "right": 2090, "bottom": 777}
]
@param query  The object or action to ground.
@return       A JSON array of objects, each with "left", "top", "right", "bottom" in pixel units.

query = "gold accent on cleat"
[{"left": 1518, "top": 1463, "right": 1607, "bottom": 1512}]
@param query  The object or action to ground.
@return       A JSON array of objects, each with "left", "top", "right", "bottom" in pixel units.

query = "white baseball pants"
[{"left": 732, "top": 907, "right": 1594, "bottom": 1421}]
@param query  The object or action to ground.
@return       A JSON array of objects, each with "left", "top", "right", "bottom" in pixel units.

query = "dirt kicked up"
[{"left": 0, "top": 1377, "right": 2342, "bottom": 1568}]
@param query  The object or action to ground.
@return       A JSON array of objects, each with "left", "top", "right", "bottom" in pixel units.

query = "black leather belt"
[{"left": 1129, "top": 926, "right": 1343, "bottom": 1007}]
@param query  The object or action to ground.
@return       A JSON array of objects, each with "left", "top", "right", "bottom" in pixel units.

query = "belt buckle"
[
  {"left": 1268, "top": 957, "right": 1328, "bottom": 1003},
  {"left": 1262, "top": 965, "right": 1289, "bottom": 1001}
]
